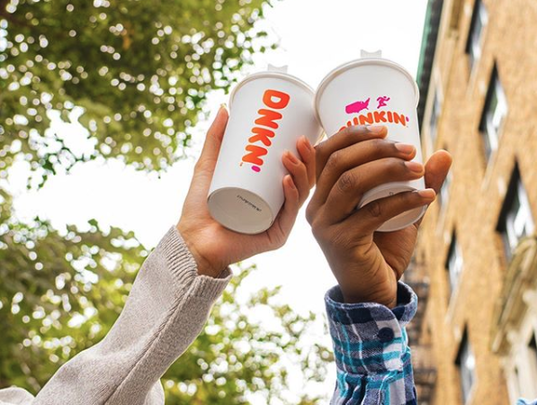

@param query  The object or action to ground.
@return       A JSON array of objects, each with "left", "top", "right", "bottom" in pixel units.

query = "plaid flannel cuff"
[{"left": 325, "top": 282, "right": 417, "bottom": 375}]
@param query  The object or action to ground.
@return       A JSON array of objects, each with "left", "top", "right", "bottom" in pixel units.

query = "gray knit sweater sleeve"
[{"left": 0, "top": 226, "right": 232, "bottom": 405}]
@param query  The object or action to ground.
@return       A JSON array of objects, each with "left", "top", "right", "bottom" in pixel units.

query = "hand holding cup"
[
  {"left": 306, "top": 125, "right": 452, "bottom": 307},
  {"left": 177, "top": 107, "right": 316, "bottom": 278}
]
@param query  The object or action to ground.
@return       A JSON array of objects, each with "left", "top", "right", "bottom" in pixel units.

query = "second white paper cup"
[
  {"left": 315, "top": 55, "right": 426, "bottom": 232},
  {"left": 208, "top": 72, "right": 322, "bottom": 234}
]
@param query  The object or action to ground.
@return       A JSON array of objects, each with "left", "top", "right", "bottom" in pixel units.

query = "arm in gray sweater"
[
  {"left": 0, "top": 226, "right": 231, "bottom": 405},
  {"left": 0, "top": 107, "right": 317, "bottom": 405}
]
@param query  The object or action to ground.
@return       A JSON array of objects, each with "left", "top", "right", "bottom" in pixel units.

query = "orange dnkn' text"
[{"left": 240, "top": 89, "right": 290, "bottom": 172}]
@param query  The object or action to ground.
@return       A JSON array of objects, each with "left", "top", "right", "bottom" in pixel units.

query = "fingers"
[
  {"left": 196, "top": 106, "right": 229, "bottom": 173},
  {"left": 262, "top": 137, "right": 315, "bottom": 249},
  {"left": 313, "top": 138, "right": 416, "bottom": 209},
  {"left": 282, "top": 151, "right": 309, "bottom": 207},
  {"left": 185, "top": 107, "right": 229, "bottom": 201},
  {"left": 314, "top": 125, "right": 388, "bottom": 180},
  {"left": 297, "top": 136, "right": 316, "bottom": 188},
  {"left": 267, "top": 175, "right": 300, "bottom": 246},
  {"left": 424, "top": 149, "right": 453, "bottom": 193},
  {"left": 412, "top": 149, "right": 453, "bottom": 229},
  {"left": 323, "top": 157, "right": 425, "bottom": 224},
  {"left": 282, "top": 136, "right": 316, "bottom": 207},
  {"left": 347, "top": 188, "right": 436, "bottom": 235}
]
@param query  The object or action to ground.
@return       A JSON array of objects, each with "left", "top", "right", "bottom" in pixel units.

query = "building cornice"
[
  {"left": 416, "top": 0, "right": 444, "bottom": 126},
  {"left": 491, "top": 236, "right": 537, "bottom": 355}
]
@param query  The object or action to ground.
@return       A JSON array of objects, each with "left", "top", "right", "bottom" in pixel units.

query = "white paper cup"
[
  {"left": 208, "top": 72, "right": 322, "bottom": 234},
  {"left": 315, "top": 57, "right": 425, "bottom": 232}
]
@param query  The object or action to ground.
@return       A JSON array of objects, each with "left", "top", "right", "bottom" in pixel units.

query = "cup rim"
[
  {"left": 314, "top": 58, "right": 421, "bottom": 125},
  {"left": 358, "top": 183, "right": 426, "bottom": 232},
  {"left": 229, "top": 71, "right": 324, "bottom": 144},
  {"left": 229, "top": 71, "right": 315, "bottom": 107},
  {"left": 208, "top": 186, "right": 275, "bottom": 234}
]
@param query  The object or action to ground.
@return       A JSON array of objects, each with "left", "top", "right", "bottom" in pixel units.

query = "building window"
[
  {"left": 530, "top": 334, "right": 537, "bottom": 362},
  {"left": 529, "top": 333, "right": 537, "bottom": 383},
  {"left": 509, "top": 331, "right": 537, "bottom": 400},
  {"left": 429, "top": 91, "right": 441, "bottom": 146},
  {"left": 466, "top": 0, "right": 488, "bottom": 70},
  {"left": 445, "top": 233, "right": 463, "bottom": 297},
  {"left": 449, "top": 0, "right": 464, "bottom": 31},
  {"left": 479, "top": 66, "right": 508, "bottom": 162},
  {"left": 439, "top": 162, "right": 452, "bottom": 208},
  {"left": 497, "top": 164, "right": 535, "bottom": 261},
  {"left": 514, "top": 366, "right": 522, "bottom": 397},
  {"left": 456, "top": 329, "right": 476, "bottom": 404}
]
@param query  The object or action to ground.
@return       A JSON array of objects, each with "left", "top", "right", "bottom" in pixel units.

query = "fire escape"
[{"left": 404, "top": 256, "right": 437, "bottom": 405}]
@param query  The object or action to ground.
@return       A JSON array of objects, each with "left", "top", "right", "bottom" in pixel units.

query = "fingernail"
[
  {"left": 417, "top": 188, "right": 436, "bottom": 199},
  {"left": 301, "top": 135, "right": 313, "bottom": 151},
  {"left": 405, "top": 161, "right": 424, "bottom": 173},
  {"left": 366, "top": 125, "right": 386, "bottom": 134},
  {"left": 287, "top": 175, "right": 296, "bottom": 190},
  {"left": 394, "top": 143, "right": 415, "bottom": 154},
  {"left": 220, "top": 103, "right": 228, "bottom": 111},
  {"left": 285, "top": 150, "right": 299, "bottom": 164}
]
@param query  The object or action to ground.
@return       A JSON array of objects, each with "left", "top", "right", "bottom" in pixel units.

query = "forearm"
[
  {"left": 32, "top": 226, "right": 231, "bottom": 405},
  {"left": 326, "top": 282, "right": 417, "bottom": 405}
]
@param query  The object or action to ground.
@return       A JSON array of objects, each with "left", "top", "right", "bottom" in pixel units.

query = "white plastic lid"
[
  {"left": 314, "top": 55, "right": 421, "bottom": 123},
  {"left": 227, "top": 69, "right": 322, "bottom": 143},
  {"left": 229, "top": 70, "right": 315, "bottom": 107}
]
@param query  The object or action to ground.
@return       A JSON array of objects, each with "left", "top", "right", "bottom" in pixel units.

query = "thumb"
[
  {"left": 196, "top": 106, "right": 229, "bottom": 173},
  {"left": 424, "top": 149, "right": 453, "bottom": 193},
  {"left": 412, "top": 149, "right": 452, "bottom": 229}
]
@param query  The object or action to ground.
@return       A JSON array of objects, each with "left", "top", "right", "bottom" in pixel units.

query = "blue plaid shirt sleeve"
[{"left": 325, "top": 281, "right": 418, "bottom": 405}]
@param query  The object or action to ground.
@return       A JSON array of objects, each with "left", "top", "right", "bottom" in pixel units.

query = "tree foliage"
[
  {"left": 0, "top": 189, "right": 144, "bottom": 391},
  {"left": 0, "top": 0, "right": 273, "bottom": 184},
  {"left": 0, "top": 0, "right": 334, "bottom": 402},
  {"left": 0, "top": 190, "right": 332, "bottom": 402},
  {"left": 164, "top": 266, "right": 333, "bottom": 404}
]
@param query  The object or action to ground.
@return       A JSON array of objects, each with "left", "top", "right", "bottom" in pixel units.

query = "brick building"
[{"left": 409, "top": 0, "right": 537, "bottom": 404}]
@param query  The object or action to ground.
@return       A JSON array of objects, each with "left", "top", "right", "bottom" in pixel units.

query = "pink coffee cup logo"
[
  {"left": 340, "top": 95, "right": 410, "bottom": 132},
  {"left": 240, "top": 89, "right": 291, "bottom": 173}
]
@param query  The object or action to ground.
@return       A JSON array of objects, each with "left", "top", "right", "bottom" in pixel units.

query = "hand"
[
  {"left": 306, "top": 125, "right": 452, "bottom": 307},
  {"left": 177, "top": 107, "right": 316, "bottom": 277}
]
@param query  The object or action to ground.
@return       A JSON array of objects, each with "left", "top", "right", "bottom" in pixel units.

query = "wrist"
[
  {"left": 342, "top": 294, "right": 397, "bottom": 308},
  {"left": 338, "top": 265, "right": 399, "bottom": 308},
  {"left": 340, "top": 286, "right": 397, "bottom": 308},
  {"left": 176, "top": 224, "right": 227, "bottom": 278}
]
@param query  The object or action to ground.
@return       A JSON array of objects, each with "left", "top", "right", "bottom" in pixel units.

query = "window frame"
[
  {"left": 445, "top": 232, "right": 463, "bottom": 298},
  {"left": 455, "top": 328, "right": 476, "bottom": 404},
  {"left": 429, "top": 89, "right": 442, "bottom": 147},
  {"left": 465, "top": 0, "right": 488, "bottom": 70},
  {"left": 479, "top": 66, "right": 508, "bottom": 162},
  {"left": 505, "top": 318, "right": 537, "bottom": 402},
  {"left": 528, "top": 333, "right": 537, "bottom": 386},
  {"left": 497, "top": 164, "right": 535, "bottom": 261},
  {"left": 438, "top": 160, "right": 452, "bottom": 209}
]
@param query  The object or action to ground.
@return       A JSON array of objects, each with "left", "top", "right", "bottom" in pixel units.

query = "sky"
[{"left": 7, "top": 0, "right": 429, "bottom": 401}]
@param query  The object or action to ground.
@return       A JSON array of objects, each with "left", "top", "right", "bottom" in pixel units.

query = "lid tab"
[
  {"left": 360, "top": 49, "right": 383, "bottom": 59},
  {"left": 268, "top": 64, "right": 289, "bottom": 73}
]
